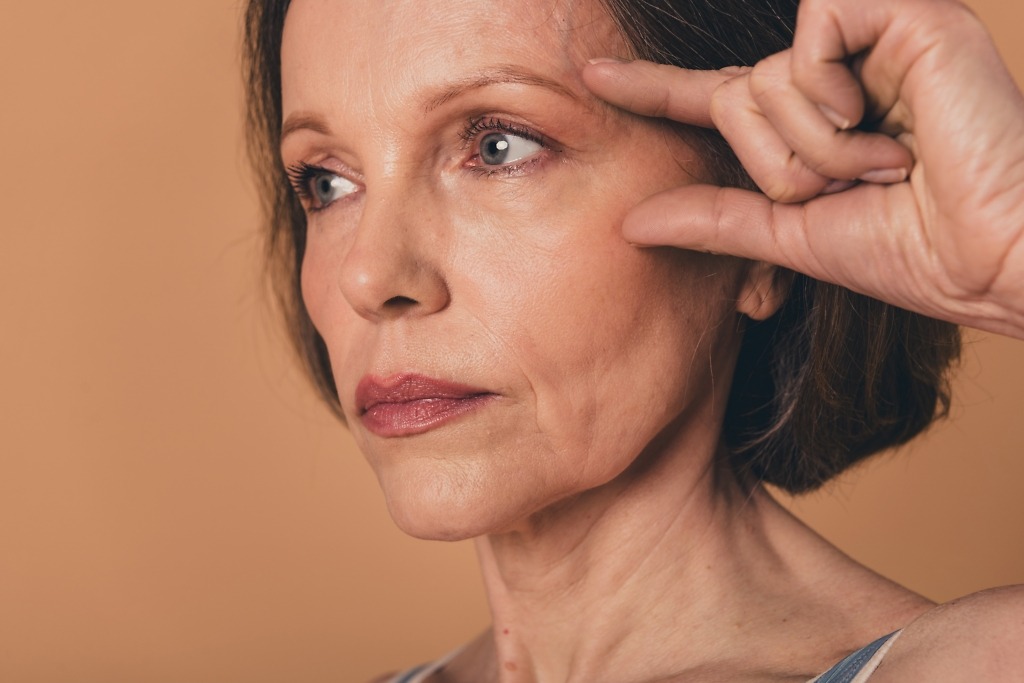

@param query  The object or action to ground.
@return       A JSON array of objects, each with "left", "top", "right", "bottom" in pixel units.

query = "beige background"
[{"left": 0, "top": 2, "right": 1021, "bottom": 681}]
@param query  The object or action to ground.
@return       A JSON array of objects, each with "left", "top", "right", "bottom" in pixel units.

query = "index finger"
[{"left": 581, "top": 59, "right": 739, "bottom": 128}]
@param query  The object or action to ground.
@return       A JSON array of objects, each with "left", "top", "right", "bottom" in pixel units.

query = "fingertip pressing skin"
[
  {"left": 620, "top": 184, "right": 727, "bottom": 253},
  {"left": 579, "top": 59, "right": 636, "bottom": 111},
  {"left": 586, "top": 56, "right": 629, "bottom": 65},
  {"left": 581, "top": 59, "right": 722, "bottom": 128},
  {"left": 620, "top": 183, "right": 814, "bottom": 282},
  {"left": 579, "top": 59, "right": 632, "bottom": 101}
]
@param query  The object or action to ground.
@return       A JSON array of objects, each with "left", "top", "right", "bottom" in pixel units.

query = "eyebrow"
[
  {"left": 420, "top": 65, "right": 579, "bottom": 112},
  {"left": 280, "top": 65, "right": 580, "bottom": 142},
  {"left": 280, "top": 112, "right": 333, "bottom": 142}
]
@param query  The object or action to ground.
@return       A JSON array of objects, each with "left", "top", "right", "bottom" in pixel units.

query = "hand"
[{"left": 582, "top": 0, "right": 1024, "bottom": 339}]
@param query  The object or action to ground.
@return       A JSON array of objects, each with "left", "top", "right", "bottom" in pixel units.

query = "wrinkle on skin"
[{"left": 276, "top": 0, "right": 839, "bottom": 679}]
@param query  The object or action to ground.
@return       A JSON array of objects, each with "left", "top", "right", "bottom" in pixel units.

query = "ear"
[{"left": 735, "top": 260, "right": 791, "bottom": 321}]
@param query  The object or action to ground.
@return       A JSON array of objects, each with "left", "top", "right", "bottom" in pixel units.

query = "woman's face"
[{"left": 280, "top": 0, "right": 769, "bottom": 539}]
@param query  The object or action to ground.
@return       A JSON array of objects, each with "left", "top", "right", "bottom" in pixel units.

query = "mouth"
[{"left": 355, "top": 373, "right": 496, "bottom": 437}]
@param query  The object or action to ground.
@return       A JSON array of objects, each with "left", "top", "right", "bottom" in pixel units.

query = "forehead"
[{"left": 280, "top": 0, "right": 623, "bottom": 116}]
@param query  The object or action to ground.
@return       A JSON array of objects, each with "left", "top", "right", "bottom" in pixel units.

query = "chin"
[
  {"left": 388, "top": 510, "right": 483, "bottom": 542},
  {"left": 376, "top": 460, "right": 560, "bottom": 541},
  {"left": 384, "top": 490, "right": 500, "bottom": 542},
  {"left": 376, "top": 467, "right": 494, "bottom": 541}
]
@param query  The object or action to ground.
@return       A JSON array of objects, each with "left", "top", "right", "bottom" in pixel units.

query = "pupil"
[
  {"left": 318, "top": 177, "right": 332, "bottom": 196},
  {"left": 482, "top": 134, "right": 510, "bottom": 165}
]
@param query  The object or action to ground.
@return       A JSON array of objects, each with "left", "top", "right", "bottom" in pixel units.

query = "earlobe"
[{"left": 736, "top": 261, "right": 791, "bottom": 321}]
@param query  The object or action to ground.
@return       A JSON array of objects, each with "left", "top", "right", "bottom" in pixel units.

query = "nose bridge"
[{"left": 338, "top": 171, "right": 449, "bottom": 322}]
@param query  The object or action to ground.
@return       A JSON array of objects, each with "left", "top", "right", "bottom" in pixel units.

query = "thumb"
[
  {"left": 622, "top": 184, "right": 884, "bottom": 289},
  {"left": 618, "top": 180, "right": 909, "bottom": 301},
  {"left": 622, "top": 185, "right": 801, "bottom": 262}
]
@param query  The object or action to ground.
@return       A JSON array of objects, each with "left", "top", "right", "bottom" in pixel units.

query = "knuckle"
[
  {"left": 709, "top": 78, "right": 745, "bottom": 124},
  {"left": 801, "top": 150, "right": 844, "bottom": 178},
  {"left": 711, "top": 76, "right": 746, "bottom": 107},
  {"left": 769, "top": 184, "right": 812, "bottom": 204},
  {"left": 912, "top": 1, "right": 986, "bottom": 44},
  {"left": 761, "top": 166, "right": 820, "bottom": 204},
  {"left": 746, "top": 71, "right": 774, "bottom": 102},
  {"left": 761, "top": 178, "right": 800, "bottom": 203},
  {"left": 797, "top": 0, "right": 830, "bottom": 19},
  {"left": 789, "top": 51, "right": 816, "bottom": 88},
  {"left": 747, "top": 54, "right": 789, "bottom": 101}
]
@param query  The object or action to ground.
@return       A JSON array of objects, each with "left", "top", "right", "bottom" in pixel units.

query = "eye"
[
  {"left": 286, "top": 162, "right": 360, "bottom": 211},
  {"left": 462, "top": 117, "right": 549, "bottom": 174},
  {"left": 309, "top": 171, "right": 358, "bottom": 207},
  {"left": 478, "top": 132, "right": 542, "bottom": 167}
]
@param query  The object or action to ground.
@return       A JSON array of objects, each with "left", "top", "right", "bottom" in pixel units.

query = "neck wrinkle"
[{"left": 473, "top": 425, "right": 780, "bottom": 683}]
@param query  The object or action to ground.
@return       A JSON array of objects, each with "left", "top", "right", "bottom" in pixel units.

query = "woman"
[{"left": 244, "top": 0, "right": 1024, "bottom": 680}]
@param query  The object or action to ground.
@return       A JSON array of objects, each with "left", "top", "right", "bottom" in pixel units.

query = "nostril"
[{"left": 383, "top": 295, "right": 418, "bottom": 308}]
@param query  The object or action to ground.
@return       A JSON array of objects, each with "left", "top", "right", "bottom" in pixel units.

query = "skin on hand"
[{"left": 581, "top": 0, "right": 1024, "bottom": 340}]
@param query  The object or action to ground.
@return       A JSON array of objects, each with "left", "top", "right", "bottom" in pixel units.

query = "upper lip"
[{"left": 355, "top": 373, "right": 493, "bottom": 414}]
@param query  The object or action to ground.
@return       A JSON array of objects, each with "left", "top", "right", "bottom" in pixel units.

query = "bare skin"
[
  {"left": 578, "top": 0, "right": 1024, "bottom": 678},
  {"left": 376, "top": 477, "right": 935, "bottom": 682},
  {"left": 278, "top": 0, "right": 1024, "bottom": 680},
  {"left": 582, "top": 0, "right": 1024, "bottom": 341}
]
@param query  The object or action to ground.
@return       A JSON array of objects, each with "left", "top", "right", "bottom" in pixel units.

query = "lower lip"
[{"left": 361, "top": 394, "right": 495, "bottom": 437}]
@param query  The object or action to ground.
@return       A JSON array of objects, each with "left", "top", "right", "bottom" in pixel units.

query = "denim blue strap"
[
  {"left": 390, "top": 664, "right": 427, "bottom": 683},
  {"left": 815, "top": 630, "right": 900, "bottom": 683}
]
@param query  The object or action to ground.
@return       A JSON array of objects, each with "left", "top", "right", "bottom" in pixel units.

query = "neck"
[{"left": 470, "top": 425, "right": 905, "bottom": 683}]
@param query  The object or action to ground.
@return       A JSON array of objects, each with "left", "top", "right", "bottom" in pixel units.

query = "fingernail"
[
  {"left": 859, "top": 167, "right": 909, "bottom": 184},
  {"left": 819, "top": 104, "right": 851, "bottom": 130},
  {"left": 588, "top": 57, "right": 630, "bottom": 65}
]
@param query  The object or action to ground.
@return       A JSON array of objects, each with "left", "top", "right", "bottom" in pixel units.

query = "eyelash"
[
  {"left": 286, "top": 161, "right": 333, "bottom": 211},
  {"left": 285, "top": 116, "right": 550, "bottom": 211}
]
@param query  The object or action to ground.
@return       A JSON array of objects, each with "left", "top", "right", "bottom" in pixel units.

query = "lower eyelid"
[
  {"left": 469, "top": 152, "right": 547, "bottom": 177},
  {"left": 304, "top": 193, "right": 364, "bottom": 220}
]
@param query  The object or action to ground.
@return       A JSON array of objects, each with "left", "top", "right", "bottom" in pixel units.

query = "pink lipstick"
[{"left": 356, "top": 374, "right": 495, "bottom": 437}]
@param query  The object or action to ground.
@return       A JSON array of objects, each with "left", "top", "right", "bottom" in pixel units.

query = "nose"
[{"left": 337, "top": 187, "right": 451, "bottom": 323}]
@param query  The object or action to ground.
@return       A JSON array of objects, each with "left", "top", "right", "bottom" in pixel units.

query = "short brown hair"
[{"left": 243, "top": 0, "right": 960, "bottom": 494}]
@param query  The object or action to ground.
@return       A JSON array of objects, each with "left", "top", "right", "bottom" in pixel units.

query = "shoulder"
[{"left": 874, "top": 585, "right": 1024, "bottom": 681}]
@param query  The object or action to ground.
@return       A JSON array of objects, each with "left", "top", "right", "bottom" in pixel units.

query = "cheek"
[
  {"left": 299, "top": 231, "right": 351, "bottom": 355},
  {"left": 538, "top": 254, "right": 731, "bottom": 445},
  {"left": 299, "top": 248, "right": 324, "bottom": 330},
  {"left": 453, "top": 184, "right": 741, "bottom": 478},
  {"left": 297, "top": 231, "right": 369, "bottom": 415},
  {"left": 299, "top": 222, "right": 330, "bottom": 320}
]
